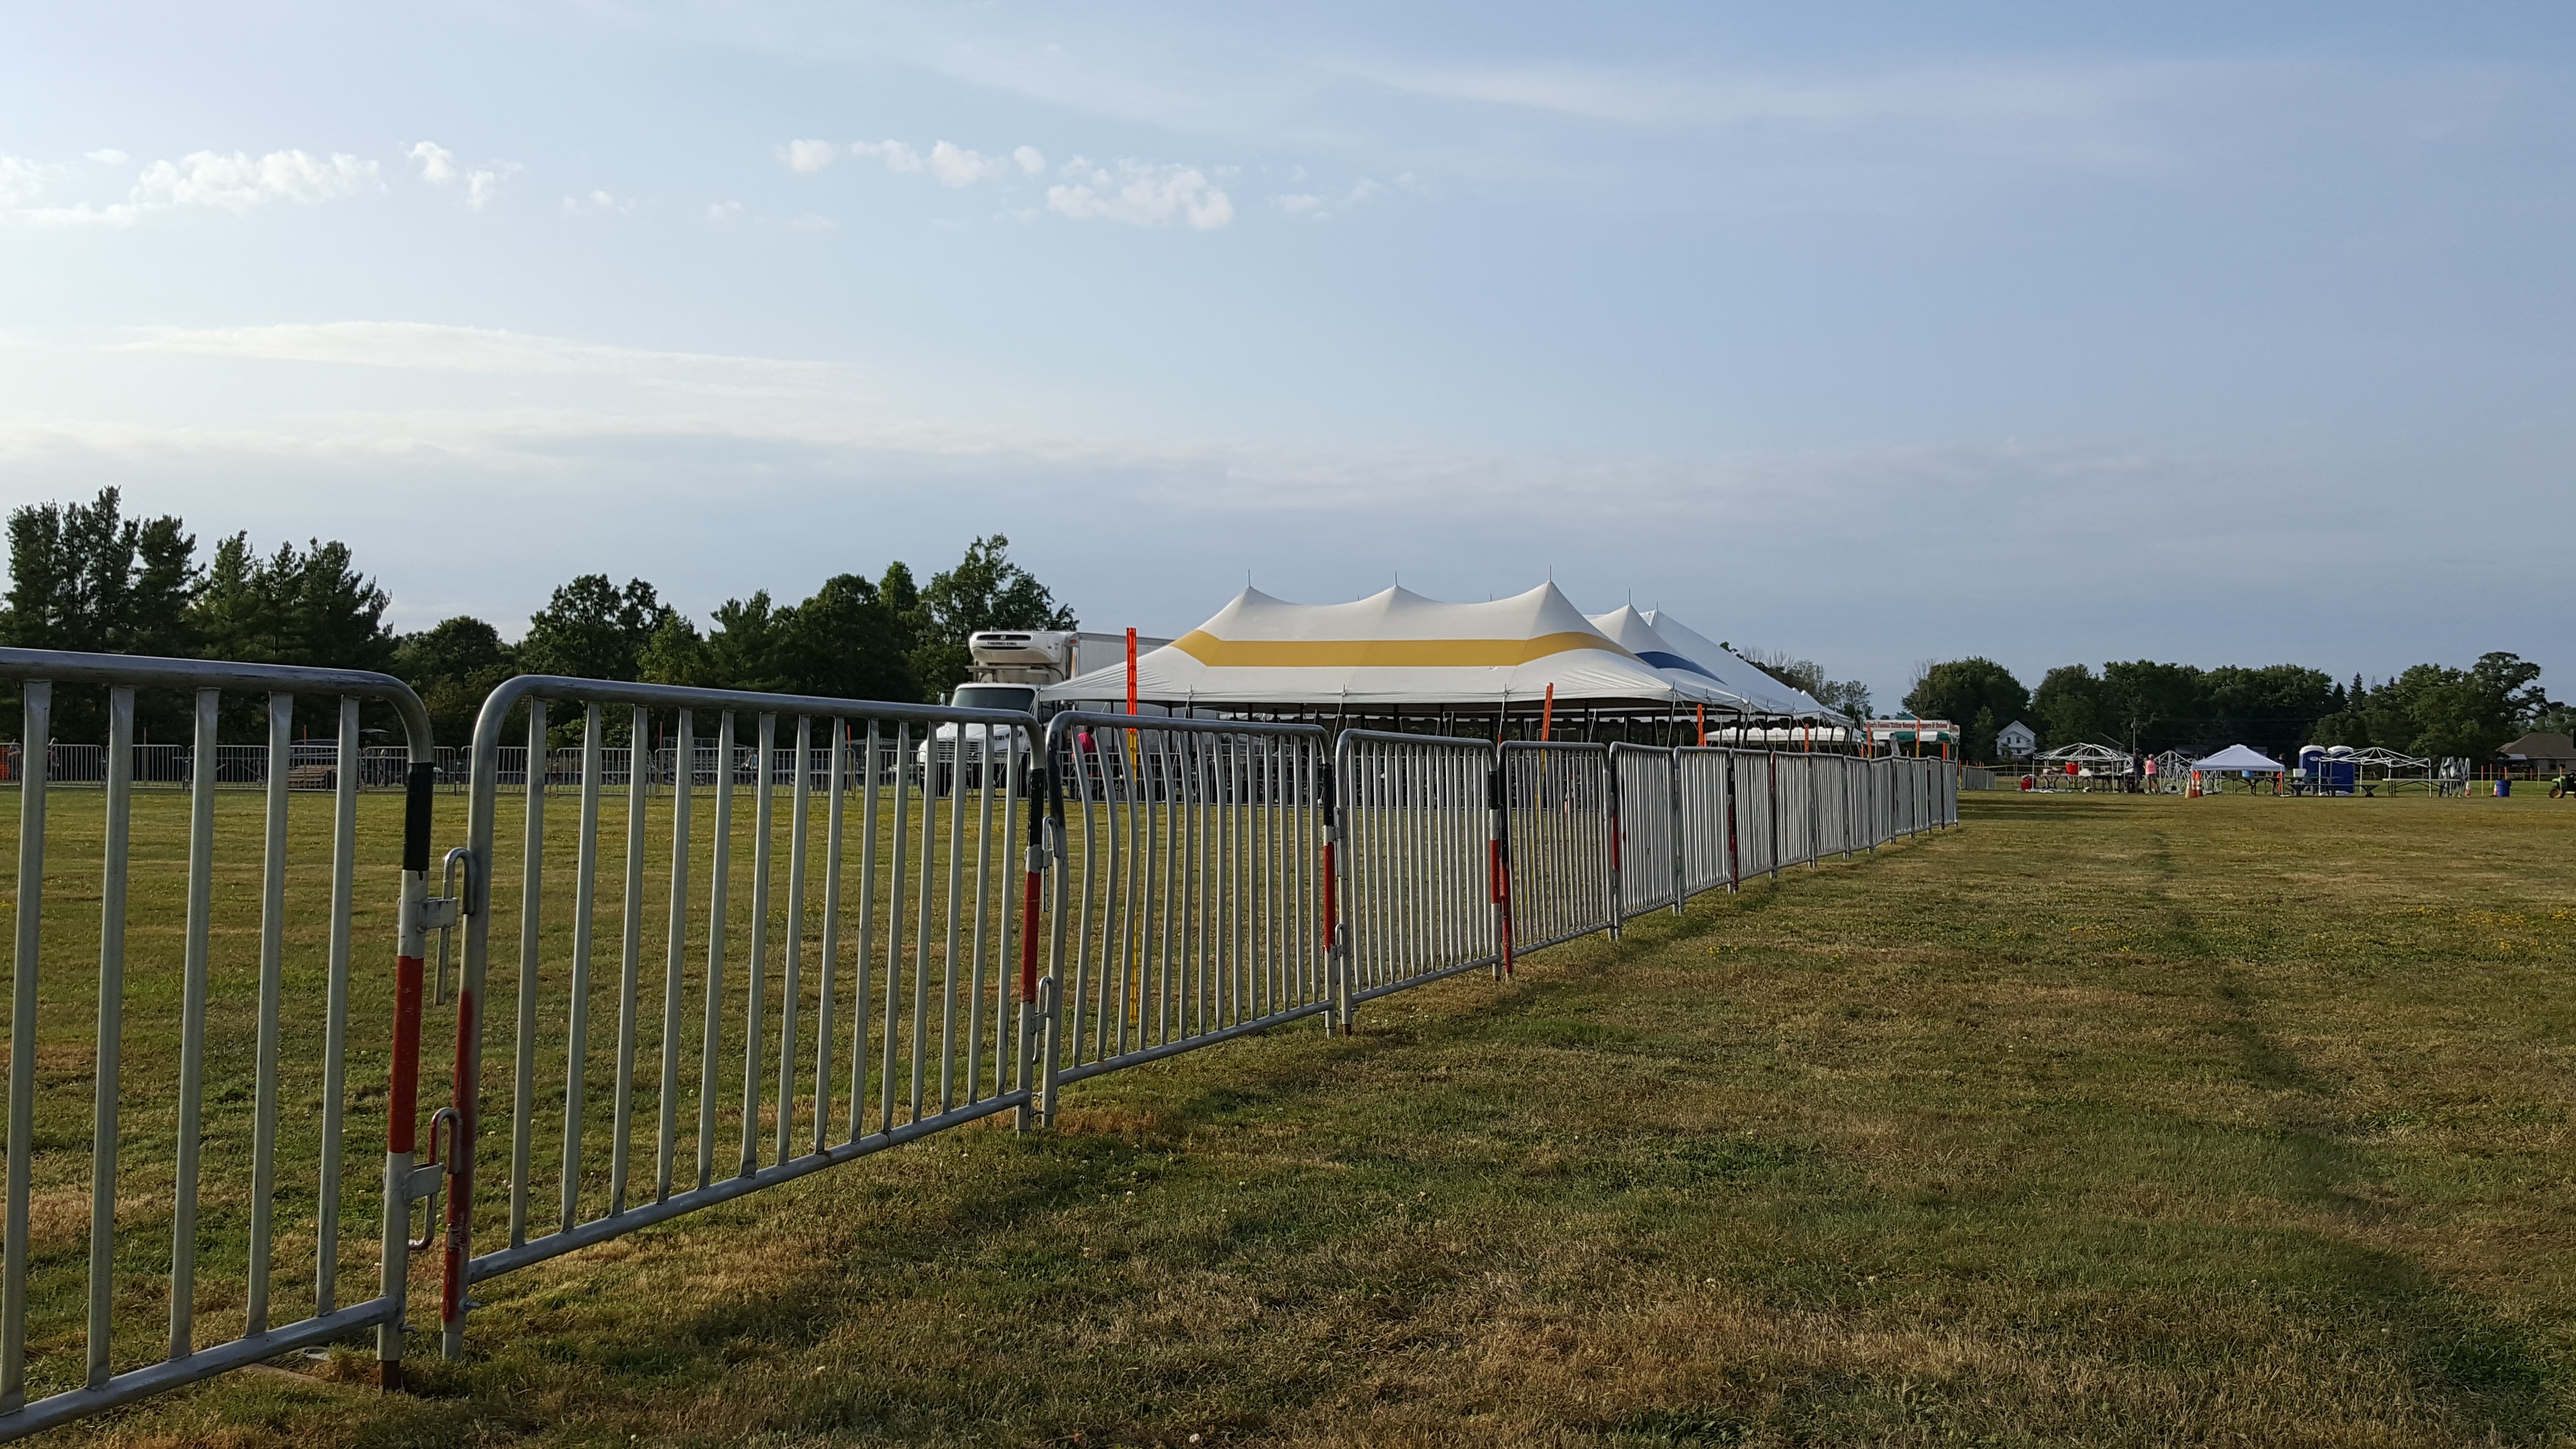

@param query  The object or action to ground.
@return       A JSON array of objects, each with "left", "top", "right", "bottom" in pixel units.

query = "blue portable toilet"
[{"left": 2298, "top": 745, "right": 2357, "bottom": 795}]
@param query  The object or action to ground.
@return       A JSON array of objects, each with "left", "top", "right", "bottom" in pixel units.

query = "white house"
[{"left": 1995, "top": 719, "right": 2038, "bottom": 760}]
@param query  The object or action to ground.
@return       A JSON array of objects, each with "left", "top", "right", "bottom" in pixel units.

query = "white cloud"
[
  {"left": 561, "top": 189, "right": 629, "bottom": 217},
  {"left": 851, "top": 139, "right": 923, "bottom": 173},
  {"left": 5, "top": 147, "right": 381, "bottom": 227},
  {"left": 780, "top": 138, "right": 839, "bottom": 173},
  {"left": 1271, "top": 176, "right": 1381, "bottom": 221},
  {"left": 82, "top": 149, "right": 127, "bottom": 166},
  {"left": 133, "top": 150, "right": 381, "bottom": 211},
  {"left": 708, "top": 199, "right": 744, "bottom": 221},
  {"left": 0, "top": 155, "right": 59, "bottom": 207},
  {"left": 409, "top": 141, "right": 507, "bottom": 210},
  {"left": 926, "top": 141, "right": 1012, "bottom": 187},
  {"left": 1048, "top": 158, "right": 1233, "bottom": 229},
  {"left": 826, "top": 138, "right": 1046, "bottom": 186}
]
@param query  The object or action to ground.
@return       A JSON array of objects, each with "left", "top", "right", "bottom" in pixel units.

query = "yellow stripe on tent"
[{"left": 1168, "top": 631, "right": 1638, "bottom": 669}]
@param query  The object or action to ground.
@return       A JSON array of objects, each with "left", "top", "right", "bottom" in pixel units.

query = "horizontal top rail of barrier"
[
  {"left": 1037, "top": 712, "right": 1331, "bottom": 1102},
  {"left": 0, "top": 648, "right": 435, "bottom": 1441}
]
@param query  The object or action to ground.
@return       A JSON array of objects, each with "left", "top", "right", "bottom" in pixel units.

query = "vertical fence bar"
[
  {"left": 245, "top": 692, "right": 294, "bottom": 1333},
  {"left": 816, "top": 720, "right": 846, "bottom": 1149},
  {"left": 610, "top": 706, "right": 649, "bottom": 1214},
  {"left": 778, "top": 715, "right": 810, "bottom": 1162},
  {"left": 698, "top": 713, "right": 735, "bottom": 1191},
  {"left": 0, "top": 681, "right": 45, "bottom": 1407},
  {"left": 81, "top": 689, "right": 133, "bottom": 1388},
  {"left": 316, "top": 697, "right": 359, "bottom": 1315},
  {"left": 507, "top": 700, "right": 549, "bottom": 1249},
  {"left": 167, "top": 687, "right": 218, "bottom": 1362},
  {"left": 851, "top": 721, "right": 880, "bottom": 1143},
  {"left": 741, "top": 714, "right": 774, "bottom": 1176},
  {"left": 656, "top": 710, "right": 692, "bottom": 1202},
  {"left": 941, "top": 721, "right": 966, "bottom": 1113},
  {"left": 560, "top": 705, "right": 604, "bottom": 1231},
  {"left": 882, "top": 723, "right": 908, "bottom": 1137}
]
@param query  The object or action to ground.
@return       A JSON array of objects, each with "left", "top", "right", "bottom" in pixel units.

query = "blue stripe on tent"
[{"left": 1637, "top": 650, "right": 1723, "bottom": 681}]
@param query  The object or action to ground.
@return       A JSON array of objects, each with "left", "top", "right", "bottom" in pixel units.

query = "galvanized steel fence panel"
[
  {"left": 1610, "top": 744, "right": 1679, "bottom": 919},
  {"left": 1333, "top": 732, "right": 1502, "bottom": 1006},
  {"left": 447, "top": 677, "right": 1043, "bottom": 1357},
  {"left": 1675, "top": 748, "right": 1737, "bottom": 897},
  {"left": 1497, "top": 743, "right": 1615, "bottom": 951},
  {"left": 1037, "top": 713, "right": 1331, "bottom": 1100},
  {"left": 1776, "top": 754, "right": 1817, "bottom": 867},
  {"left": 0, "top": 649, "right": 438, "bottom": 1441},
  {"left": 1732, "top": 753, "right": 1778, "bottom": 878}
]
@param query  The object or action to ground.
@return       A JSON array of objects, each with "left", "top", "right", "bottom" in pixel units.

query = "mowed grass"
[{"left": 30, "top": 788, "right": 2576, "bottom": 1446}]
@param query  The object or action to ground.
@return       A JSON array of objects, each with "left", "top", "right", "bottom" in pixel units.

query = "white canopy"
[
  {"left": 1040, "top": 583, "right": 1688, "bottom": 708},
  {"left": 1585, "top": 606, "right": 1757, "bottom": 710},
  {"left": 2195, "top": 744, "right": 2287, "bottom": 773},
  {"left": 1636, "top": 610, "right": 1836, "bottom": 720}
]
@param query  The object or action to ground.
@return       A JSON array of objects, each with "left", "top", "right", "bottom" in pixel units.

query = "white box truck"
[{"left": 922, "top": 628, "right": 1174, "bottom": 783}]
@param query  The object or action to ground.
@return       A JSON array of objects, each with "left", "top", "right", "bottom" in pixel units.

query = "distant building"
[
  {"left": 1995, "top": 719, "right": 2038, "bottom": 760},
  {"left": 2497, "top": 732, "right": 2576, "bottom": 775},
  {"left": 1865, "top": 718, "right": 1957, "bottom": 755}
]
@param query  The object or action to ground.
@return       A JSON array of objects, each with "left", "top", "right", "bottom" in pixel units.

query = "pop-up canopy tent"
[
  {"left": 1636, "top": 610, "right": 1835, "bottom": 720},
  {"left": 2195, "top": 745, "right": 2287, "bottom": 774},
  {"left": 1042, "top": 583, "right": 1688, "bottom": 710}
]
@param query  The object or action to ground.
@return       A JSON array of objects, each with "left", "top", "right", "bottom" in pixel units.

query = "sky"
[{"left": 2, "top": 2, "right": 2571, "bottom": 710}]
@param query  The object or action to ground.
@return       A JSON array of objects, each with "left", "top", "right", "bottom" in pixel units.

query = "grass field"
[{"left": 29, "top": 788, "right": 2576, "bottom": 1446}]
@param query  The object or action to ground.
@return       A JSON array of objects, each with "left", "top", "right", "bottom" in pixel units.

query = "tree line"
[
  {"left": 2, "top": 489, "right": 1074, "bottom": 745},
  {"left": 1904, "top": 653, "right": 2564, "bottom": 766}
]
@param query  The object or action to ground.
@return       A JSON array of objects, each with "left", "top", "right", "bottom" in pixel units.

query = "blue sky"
[{"left": 2, "top": 2, "right": 2570, "bottom": 708}]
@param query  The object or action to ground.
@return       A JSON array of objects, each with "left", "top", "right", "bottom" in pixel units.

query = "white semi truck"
[{"left": 923, "top": 629, "right": 1174, "bottom": 784}]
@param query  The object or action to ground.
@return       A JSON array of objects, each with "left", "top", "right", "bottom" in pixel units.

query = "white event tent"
[
  {"left": 1044, "top": 584, "right": 1694, "bottom": 711},
  {"left": 1585, "top": 606, "right": 1757, "bottom": 711},
  {"left": 1638, "top": 610, "right": 1835, "bottom": 719}
]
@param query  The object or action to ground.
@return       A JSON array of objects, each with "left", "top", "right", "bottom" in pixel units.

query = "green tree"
[
  {"left": 2205, "top": 664, "right": 2335, "bottom": 761},
  {"left": 2095, "top": 660, "right": 2209, "bottom": 755},
  {"left": 910, "top": 536, "right": 1076, "bottom": 700},
  {"left": 2032, "top": 664, "right": 2109, "bottom": 749},
  {"left": 190, "top": 534, "right": 393, "bottom": 671},
  {"left": 1738, "top": 646, "right": 1871, "bottom": 720},
  {"left": 1902, "top": 658, "right": 2028, "bottom": 761},
  {"left": 785, "top": 573, "right": 916, "bottom": 702},
  {"left": 698, "top": 591, "right": 797, "bottom": 694},
  {"left": 190, "top": 533, "right": 395, "bottom": 739},
  {"left": 393, "top": 617, "right": 515, "bottom": 746},
  {"left": 519, "top": 576, "right": 677, "bottom": 683},
  {"left": 637, "top": 614, "right": 706, "bottom": 688},
  {"left": 1, "top": 488, "right": 199, "bottom": 741}
]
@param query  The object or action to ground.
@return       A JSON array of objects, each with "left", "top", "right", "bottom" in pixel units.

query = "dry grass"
[{"left": 36, "top": 789, "right": 2576, "bottom": 1445}]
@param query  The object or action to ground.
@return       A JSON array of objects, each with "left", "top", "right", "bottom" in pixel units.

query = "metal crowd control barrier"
[
  {"left": 1777, "top": 754, "right": 1816, "bottom": 869},
  {"left": 1609, "top": 744, "right": 1679, "bottom": 920},
  {"left": 1035, "top": 714, "right": 1331, "bottom": 1116},
  {"left": 1333, "top": 732, "right": 1505, "bottom": 1009},
  {"left": 441, "top": 677, "right": 1044, "bottom": 1362},
  {"left": 0, "top": 648, "right": 438, "bottom": 1441},
  {"left": 1731, "top": 752, "right": 1777, "bottom": 879},
  {"left": 1675, "top": 748, "right": 1738, "bottom": 895},
  {"left": 1496, "top": 743, "right": 1616, "bottom": 952}
]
